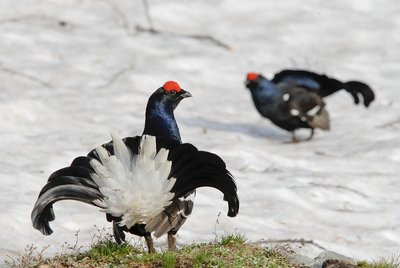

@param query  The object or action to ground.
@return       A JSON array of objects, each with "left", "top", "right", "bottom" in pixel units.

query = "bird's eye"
[{"left": 170, "top": 90, "right": 177, "bottom": 95}]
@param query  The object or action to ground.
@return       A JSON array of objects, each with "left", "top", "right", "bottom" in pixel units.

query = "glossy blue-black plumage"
[
  {"left": 246, "top": 73, "right": 330, "bottom": 142},
  {"left": 246, "top": 75, "right": 286, "bottom": 119},
  {"left": 246, "top": 69, "right": 374, "bottom": 141},
  {"left": 31, "top": 83, "right": 239, "bottom": 253},
  {"left": 272, "top": 69, "right": 375, "bottom": 107},
  {"left": 143, "top": 88, "right": 182, "bottom": 143}
]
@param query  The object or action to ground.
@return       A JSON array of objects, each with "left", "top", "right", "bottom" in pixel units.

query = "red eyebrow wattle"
[
  {"left": 247, "top": 73, "right": 259, "bottom": 81},
  {"left": 163, "top": 81, "right": 182, "bottom": 92}
]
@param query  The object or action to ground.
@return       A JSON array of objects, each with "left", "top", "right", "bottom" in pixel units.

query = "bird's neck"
[
  {"left": 248, "top": 78, "right": 284, "bottom": 117},
  {"left": 143, "top": 101, "right": 182, "bottom": 143},
  {"left": 251, "top": 78, "right": 283, "bottom": 103}
]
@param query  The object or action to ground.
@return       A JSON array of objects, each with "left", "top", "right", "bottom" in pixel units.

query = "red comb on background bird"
[
  {"left": 163, "top": 81, "right": 182, "bottom": 92},
  {"left": 247, "top": 73, "right": 259, "bottom": 81}
]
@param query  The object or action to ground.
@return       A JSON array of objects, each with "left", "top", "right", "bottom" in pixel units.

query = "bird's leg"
[
  {"left": 167, "top": 232, "right": 177, "bottom": 251},
  {"left": 144, "top": 234, "right": 155, "bottom": 253},
  {"left": 306, "top": 128, "right": 315, "bottom": 141},
  {"left": 291, "top": 131, "right": 299, "bottom": 143}
]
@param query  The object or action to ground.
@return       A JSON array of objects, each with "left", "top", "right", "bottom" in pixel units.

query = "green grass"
[
  {"left": 7, "top": 234, "right": 293, "bottom": 268},
  {"left": 7, "top": 235, "right": 399, "bottom": 268},
  {"left": 357, "top": 255, "right": 400, "bottom": 268}
]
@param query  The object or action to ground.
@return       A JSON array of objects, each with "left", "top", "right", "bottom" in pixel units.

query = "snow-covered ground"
[{"left": 0, "top": 0, "right": 399, "bottom": 264}]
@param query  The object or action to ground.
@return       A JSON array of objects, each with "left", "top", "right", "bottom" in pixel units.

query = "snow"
[{"left": 0, "top": 0, "right": 399, "bottom": 263}]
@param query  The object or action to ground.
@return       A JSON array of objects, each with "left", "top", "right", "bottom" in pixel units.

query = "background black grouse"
[{"left": 245, "top": 69, "right": 375, "bottom": 142}]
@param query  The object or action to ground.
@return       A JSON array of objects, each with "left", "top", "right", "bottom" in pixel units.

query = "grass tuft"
[
  {"left": 7, "top": 233, "right": 399, "bottom": 268},
  {"left": 218, "top": 233, "right": 247, "bottom": 246},
  {"left": 358, "top": 255, "right": 400, "bottom": 268}
]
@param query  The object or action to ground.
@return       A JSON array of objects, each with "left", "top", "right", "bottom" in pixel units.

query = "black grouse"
[
  {"left": 245, "top": 70, "right": 375, "bottom": 142},
  {"left": 31, "top": 81, "right": 239, "bottom": 253}
]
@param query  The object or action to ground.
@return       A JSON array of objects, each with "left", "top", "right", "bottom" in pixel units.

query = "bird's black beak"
[{"left": 180, "top": 89, "right": 192, "bottom": 99}]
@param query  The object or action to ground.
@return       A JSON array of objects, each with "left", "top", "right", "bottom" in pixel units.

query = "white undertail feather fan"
[
  {"left": 91, "top": 134, "right": 176, "bottom": 228},
  {"left": 308, "top": 106, "right": 330, "bottom": 130},
  {"left": 31, "top": 134, "right": 239, "bottom": 242}
]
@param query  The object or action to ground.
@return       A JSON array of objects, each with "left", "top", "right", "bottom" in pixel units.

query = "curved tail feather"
[
  {"left": 172, "top": 169, "right": 239, "bottom": 217},
  {"left": 31, "top": 177, "right": 103, "bottom": 235},
  {"left": 344, "top": 81, "right": 375, "bottom": 107},
  {"left": 168, "top": 147, "right": 239, "bottom": 217},
  {"left": 32, "top": 152, "right": 104, "bottom": 236},
  {"left": 41, "top": 170, "right": 98, "bottom": 195}
]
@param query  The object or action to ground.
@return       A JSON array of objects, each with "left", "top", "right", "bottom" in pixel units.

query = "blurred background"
[{"left": 0, "top": 0, "right": 399, "bottom": 263}]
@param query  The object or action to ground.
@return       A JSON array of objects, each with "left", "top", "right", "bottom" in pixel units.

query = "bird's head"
[
  {"left": 149, "top": 81, "right": 192, "bottom": 111},
  {"left": 245, "top": 72, "right": 261, "bottom": 90}
]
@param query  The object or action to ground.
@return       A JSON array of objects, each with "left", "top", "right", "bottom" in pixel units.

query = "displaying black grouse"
[
  {"left": 245, "top": 70, "right": 375, "bottom": 142},
  {"left": 31, "top": 81, "right": 239, "bottom": 253}
]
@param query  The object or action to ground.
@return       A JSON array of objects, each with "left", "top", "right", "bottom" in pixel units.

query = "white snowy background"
[{"left": 0, "top": 0, "right": 399, "bottom": 264}]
